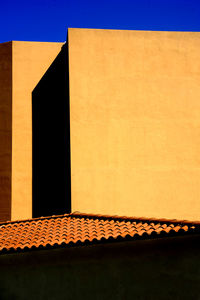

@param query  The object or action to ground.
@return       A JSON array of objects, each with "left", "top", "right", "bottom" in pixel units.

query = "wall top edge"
[{"left": 68, "top": 27, "right": 200, "bottom": 34}]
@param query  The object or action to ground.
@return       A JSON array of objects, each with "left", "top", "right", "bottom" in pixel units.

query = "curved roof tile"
[{"left": 0, "top": 212, "right": 199, "bottom": 253}]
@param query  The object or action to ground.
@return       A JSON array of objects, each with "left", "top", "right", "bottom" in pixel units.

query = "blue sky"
[{"left": 0, "top": 0, "right": 200, "bottom": 43}]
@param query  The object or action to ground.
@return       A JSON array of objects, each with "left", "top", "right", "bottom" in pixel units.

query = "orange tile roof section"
[{"left": 0, "top": 212, "right": 199, "bottom": 253}]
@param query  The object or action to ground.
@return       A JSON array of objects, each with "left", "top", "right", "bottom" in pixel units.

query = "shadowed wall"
[
  {"left": 0, "top": 42, "right": 12, "bottom": 221},
  {"left": 32, "top": 43, "right": 71, "bottom": 218},
  {"left": 1, "top": 235, "right": 200, "bottom": 299}
]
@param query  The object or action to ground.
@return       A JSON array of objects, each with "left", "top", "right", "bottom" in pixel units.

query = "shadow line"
[{"left": 32, "top": 42, "right": 71, "bottom": 218}]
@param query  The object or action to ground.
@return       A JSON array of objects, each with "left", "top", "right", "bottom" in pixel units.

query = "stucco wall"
[
  {"left": 0, "top": 235, "right": 200, "bottom": 299},
  {"left": 0, "top": 42, "right": 12, "bottom": 222},
  {"left": 11, "top": 41, "right": 63, "bottom": 220},
  {"left": 69, "top": 29, "right": 200, "bottom": 220},
  {"left": 0, "top": 41, "right": 64, "bottom": 221}
]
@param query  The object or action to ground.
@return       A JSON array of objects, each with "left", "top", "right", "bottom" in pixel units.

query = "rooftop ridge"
[
  {"left": 0, "top": 213, "right": 71, "bottom": 226},
  {"left": 71, "top": 212, "right": 200, "bottom": 226},
  {"left": 1, "top": 212, "right": 200, "bottom": 227}
]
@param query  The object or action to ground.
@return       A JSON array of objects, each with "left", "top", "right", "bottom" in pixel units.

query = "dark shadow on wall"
[{"left": 32, "top": 43, "right": 71, "bottom": 218}]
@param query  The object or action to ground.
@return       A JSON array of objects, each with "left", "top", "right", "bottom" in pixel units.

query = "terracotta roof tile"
[{"left": 0, "top": 212, "right": 200, "bottom": 253}]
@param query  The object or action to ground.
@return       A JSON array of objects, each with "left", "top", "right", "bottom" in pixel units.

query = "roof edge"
[{"left": 1, "top": 212, "right": 200, "bottom": 227}]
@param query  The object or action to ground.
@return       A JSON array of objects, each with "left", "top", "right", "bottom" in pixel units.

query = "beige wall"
[
  {"left": 0, "top": 42, "right": 12, "bottom": 221},
  {"left": 11, "top": 41, "right": 63, "bottom": 220},
  {"left": 69, "top": 28, "right": 200, "bottom": 220}
]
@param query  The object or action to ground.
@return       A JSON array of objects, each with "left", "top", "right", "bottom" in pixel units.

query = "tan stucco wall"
[
  {"left": 69, "top": 28, "right": 200, "bottom": 220},
  {"left": 12, "top": 41, "right": 63, "bottom": 220},
  {"left": 0, "top": 42, "right": 12, "bottom": 221}
]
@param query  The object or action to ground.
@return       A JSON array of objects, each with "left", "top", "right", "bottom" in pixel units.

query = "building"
[
  {"left": 0, "top": 41, "right": 63, "bottom": 221},
  {"left": 1, "top": 29, "right": 200, "bottom": 299}
]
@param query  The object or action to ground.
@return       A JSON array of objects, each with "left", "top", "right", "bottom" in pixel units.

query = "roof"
[{"left": 0, "top": 212, "right": 199, "bottom": 253}]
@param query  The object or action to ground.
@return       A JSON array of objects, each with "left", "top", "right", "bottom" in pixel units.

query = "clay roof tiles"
[{"left": 0, "top": 212, "right": 199, "bottom": 253}]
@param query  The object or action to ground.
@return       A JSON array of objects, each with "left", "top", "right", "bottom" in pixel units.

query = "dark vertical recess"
[{"left": 32, "top": 42, "right": 71, "bottom": 217}]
